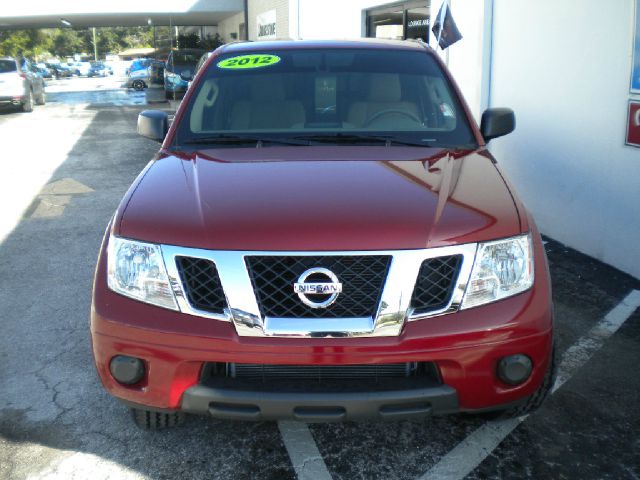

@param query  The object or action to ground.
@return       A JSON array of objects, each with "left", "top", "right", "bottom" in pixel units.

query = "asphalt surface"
[{"left": 0, "top": 80, "right": 639, "bottom": 480}]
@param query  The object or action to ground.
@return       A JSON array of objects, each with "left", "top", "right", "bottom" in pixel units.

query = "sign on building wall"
[
  {"left": 627, "top": 2, "right": 639, "bottom": 147},
  {"left": 257, "top": 9, "right": 277, "bottom": 40},
  {"left": 626, "top": 101, "right": 640, "bottom": 147},
  {"left": 631, "top": 0, "right": 640, "bottom": 93}
]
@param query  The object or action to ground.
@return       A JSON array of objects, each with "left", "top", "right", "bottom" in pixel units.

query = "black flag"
[{"left": 431, "top": 1, "right": 463, "bottom": 49}]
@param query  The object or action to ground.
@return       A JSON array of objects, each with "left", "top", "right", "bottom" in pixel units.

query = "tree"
[
  {"left": 51, "top": 29, "right": 86, "bottom": 57},
  {"left": 97, "top": 29, "right": 125, "bottom": 55},
  {"left": 177, "top": 33, "right": 201, "bottom": 49},
  {"left": 0, "top": 26, "right": 158, "bottom": 60},
  {"left": 202, "top": 33, "right": 223, "bottom": 51},
  {"left": 0, "top": 29, "right": 52, "bottom": 59}
]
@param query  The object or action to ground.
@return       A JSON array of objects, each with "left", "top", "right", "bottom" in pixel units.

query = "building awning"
[{"left": 0, "top": 0, "right": 243, "bottom": 29}]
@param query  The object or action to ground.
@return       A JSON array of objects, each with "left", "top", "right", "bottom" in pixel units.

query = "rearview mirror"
[
  {"left": 480, "top": 108, "right": 515, "bottom": 142},
  {"left": 137, "top": 110, "right": 168, "bottom": 142}
]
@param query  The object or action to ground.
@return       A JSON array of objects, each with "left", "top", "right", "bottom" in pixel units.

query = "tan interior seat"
[
  {"left": 347, "top": 74, "right": 420, "bottom": 128},
  {"left": 230, "top": 78, "right": 305, "bottom": 130}
]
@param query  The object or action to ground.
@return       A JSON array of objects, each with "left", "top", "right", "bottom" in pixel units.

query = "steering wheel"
[{"left": 363, "top": 109, "right": 423, "bottom": 127}]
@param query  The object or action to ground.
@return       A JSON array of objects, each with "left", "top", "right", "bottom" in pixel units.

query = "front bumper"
[
  {"left": 180, "top": 384, "right": 458, "bottom": 421},
  {"left": 0, "top": 95, "right": 25, "bottom": 105},
  {"left": 91, "top": 231, "right": 553, "bottom": 419},
  {"left": 93, "top": 321, "right": 551, "bottom": 418},
  {"left": 163, "top": 75, "right": 188, "bottom": 93}
]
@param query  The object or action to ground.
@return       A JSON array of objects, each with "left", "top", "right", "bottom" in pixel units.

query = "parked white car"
[
  {"left": 0, "top": 57, "right": 46, "bottom": 112},
  {"left": 69, "top": 62, "right": 91, "bottom": 77}
]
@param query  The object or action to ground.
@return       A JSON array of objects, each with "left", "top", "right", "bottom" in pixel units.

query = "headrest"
[
  {"left": 368, "top": 74, "right": 402, "bottom": 102},
  {"left": 251, "top": 77, "right": 286, "bottom": 101}
]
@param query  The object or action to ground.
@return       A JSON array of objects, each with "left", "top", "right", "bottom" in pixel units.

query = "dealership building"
[
  {"left": 2, "top": 0, "right": 638, "bottom": 278},
  {"left": 215, "top": 0, "right": 640, "bottom": 279}
]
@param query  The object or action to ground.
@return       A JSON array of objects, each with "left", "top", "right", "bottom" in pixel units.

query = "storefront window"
[
  {"left": 365, "top": 2, "right": 430, "bottom": 43},
  {"left": 406, "top": 7, "right": 430, "bottom": 42},
  {"left": 367, "top": 9, "right": 404, "bottom": 40}
]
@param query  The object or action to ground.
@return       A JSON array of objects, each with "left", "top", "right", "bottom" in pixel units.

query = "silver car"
[
  {"left": 0, "top": 57, "right": 46, "bottom": 112},
  {"left": 123, "top": 68, "right": 150, "bottom": 91}
]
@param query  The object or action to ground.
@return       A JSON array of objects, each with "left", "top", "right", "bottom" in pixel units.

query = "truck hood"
[{"left": 117, "top": 146, "right": 522, "bottom": 251}]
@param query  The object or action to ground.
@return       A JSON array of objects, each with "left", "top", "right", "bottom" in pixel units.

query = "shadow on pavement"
[
  {"left": 0, "top": 103, "right": 294, "bottom": 480},
  {"left": 0, "top": 100, "right": 638, "bottom": 480}
]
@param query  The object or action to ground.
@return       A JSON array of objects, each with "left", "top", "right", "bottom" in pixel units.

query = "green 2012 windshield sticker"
[{"left": 217, "top": 54, "right": 281, "bottom": 69}]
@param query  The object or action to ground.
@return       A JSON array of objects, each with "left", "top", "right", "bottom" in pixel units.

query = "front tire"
[
  {"left": 21, "top": 89, "right": 33, "bottom": 112},
  {"left": 132, "top": 80, "right": 146, "bottom": 91},
  {"left": 35, "top": 90, "right": 46, "bottom": 105},
  {"left": 131, "top": 408, "right": 185, "bottom": 430}
]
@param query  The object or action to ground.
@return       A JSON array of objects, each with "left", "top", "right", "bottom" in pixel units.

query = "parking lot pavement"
[
  {"left": 44, "top": 76, "right": 149, "bottom": 106},
  {"left": 0, "top": 93, "right": 639, "bottom": 480},
  {"left": 44, "top": 76, "right": 124, "bottom": 93}
]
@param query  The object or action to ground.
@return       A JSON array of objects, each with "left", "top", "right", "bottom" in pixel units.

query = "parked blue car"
[
  {"left": 164, "top": 49, "right": 205, "bottom": 99},
  {"left": 126, "top": 58, "right": 153, "bottom": 76}
]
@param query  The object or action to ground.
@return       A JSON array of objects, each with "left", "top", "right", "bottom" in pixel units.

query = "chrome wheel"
[{"left": 132, "top": 80, "right": 146, "bottom": 91}]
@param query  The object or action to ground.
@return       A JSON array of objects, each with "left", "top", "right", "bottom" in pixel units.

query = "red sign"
[{"left": 627, "top": 101, "right": 640, "bottom": 147}]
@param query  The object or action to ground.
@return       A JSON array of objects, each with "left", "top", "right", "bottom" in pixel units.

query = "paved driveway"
[{"left": 0, "top": 95, "right": 638, "bottom": 480}]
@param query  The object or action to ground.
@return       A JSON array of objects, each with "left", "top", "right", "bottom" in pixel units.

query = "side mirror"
[
  {"left": 137, "top": 110, "right": 168, "bottom": 142},
  {"left": 180, "top": 70, "right": 193, "bottom": 81},
  {"left": 480, "top": 108, "right": 515, "bottom": 142}
]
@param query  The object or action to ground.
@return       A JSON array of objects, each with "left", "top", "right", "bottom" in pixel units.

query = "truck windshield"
[
  {"left": 172, "top": 52, "right": 202, "bottom": 66},
  {"left": 175, "top": 48, "right": 477, "bottom": 149}
]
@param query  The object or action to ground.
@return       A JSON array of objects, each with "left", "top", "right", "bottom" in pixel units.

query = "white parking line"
[
  {"left": 278, "top": 421, "right": 333, "bottom": 480},
  {"left": 420, "top": 289, "right": 640, "bottom": 480}
]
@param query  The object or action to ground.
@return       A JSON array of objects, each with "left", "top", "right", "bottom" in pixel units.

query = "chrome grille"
[
  {"left": 161, "top": 243, "right": 477, "bottom": 338},
  {"left": 245, "top": 255, "right": 391, "bottom": 318},
  {"left": 410, "top": 255, "right": 462, "bottom": 315}
]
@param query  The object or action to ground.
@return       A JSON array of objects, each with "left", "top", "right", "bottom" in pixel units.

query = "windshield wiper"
[
  {"left": 183, "top": 134, "right": 310, "bottom": 147},
  {"left": 293, "top": 133, "right": 433, "bottom": 147}
]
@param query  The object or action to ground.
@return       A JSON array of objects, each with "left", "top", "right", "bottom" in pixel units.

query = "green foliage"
[
  {"left": 51, "top": 29, "right": 86, "bottom": 57},
  {"left": 178, "top": 33, "right": 202, "bottom": 49},
  {"left": 0, "top": 29, "right": 52, "bottom": 58},
  {"left": 177, "top": 32, "right": 223, "bottom": 50},
  {"left": 202, "top": 33, "right": 223, "bottom": 51},
  {"left": 0, "top": 26, "right": 157, "bottom": 59}
]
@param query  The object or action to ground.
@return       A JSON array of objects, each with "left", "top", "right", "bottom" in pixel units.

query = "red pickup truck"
[{"left": 91, "top": 39, "right": 554, "bottom": 429}]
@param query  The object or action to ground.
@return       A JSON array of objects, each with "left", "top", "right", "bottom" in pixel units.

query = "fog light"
[
  {"left": 109, "top": 355, "right": 145, "bottom": 385},
  {"left": 497, "top": 354, "right": 532, "bottom": 385}
]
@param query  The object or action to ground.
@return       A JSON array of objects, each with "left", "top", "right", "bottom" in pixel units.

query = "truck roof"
[{"left": 220, "top": 38, "right": 431, "bottom": 54}]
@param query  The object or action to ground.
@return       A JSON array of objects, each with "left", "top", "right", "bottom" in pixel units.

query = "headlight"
[
  {"left": 461, "top": 234, "right": 534, "bottom": 309},
  {"left": 107, "top": 236, "right": 178, "bottom": 310}
]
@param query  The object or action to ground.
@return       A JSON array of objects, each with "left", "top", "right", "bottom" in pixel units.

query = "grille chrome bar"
[{"left": 161, "top": 244, "right": 478, "bottom": 338}]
